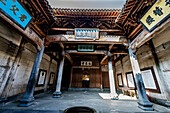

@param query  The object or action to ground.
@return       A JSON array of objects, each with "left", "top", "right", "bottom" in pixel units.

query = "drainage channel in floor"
[{"left": 64, "top": 106, "right": 97, "bottom": 113}]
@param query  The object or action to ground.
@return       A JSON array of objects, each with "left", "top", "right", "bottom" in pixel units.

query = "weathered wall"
[
  {"left": 0, "top": 22, "right": 22, "bottom": 97},
  {"left": 0, "top": 22, "right": 57, "bottom": 98},
  {"left": 115, "top": 26, "right": 170, "bottom": 100}
]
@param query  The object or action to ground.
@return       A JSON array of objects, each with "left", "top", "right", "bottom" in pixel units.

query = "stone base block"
[
  {"left": 53, "top": 91, "right": 62, "bottom": 98},
  {"left": 18, "top": 96, "right": 34, "bottom": 107}
]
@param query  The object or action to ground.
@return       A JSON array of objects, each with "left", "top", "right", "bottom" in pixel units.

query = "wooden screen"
[{"left": 71, "top": 68, "right": 100, "bottom": 88}]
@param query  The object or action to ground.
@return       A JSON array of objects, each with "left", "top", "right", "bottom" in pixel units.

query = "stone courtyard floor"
[{"left": 0, "top": 91, "right": 170, "bottom": 113}]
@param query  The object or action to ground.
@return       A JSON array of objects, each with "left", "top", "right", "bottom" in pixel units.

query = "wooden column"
[
  {"left": 128, "top": 48, "right": 153, "bottom": 110},
  {"left": 19, "top": 45, "right": 44, "bottom": 107},
  {"left": 44, "top": 57, "right": 52, "bottom": 92},
  {"left": 53, "top": 55, "right": 65, "bottom": 98},
  {"left": 108, "top": 55, "right": 118, "bottom": 99}
]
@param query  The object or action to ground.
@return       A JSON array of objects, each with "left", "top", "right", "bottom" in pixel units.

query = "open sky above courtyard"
[{"left": 48, "top": 0, "right": 126, "bottom": 9}]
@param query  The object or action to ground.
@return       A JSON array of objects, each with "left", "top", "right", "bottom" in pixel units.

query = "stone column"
[
  {"left": 53, "top": 55, "right": 65, "bottom": 98},
  {"left": 19, "top": 45, "right": 44, "bottom": 107},
  {"left": 44, "top": 57, "right": 52, "bottom": 92},
  {"left": 108, "top": 55, "right": 118, "bottom": 99},
  {"left": 128, "top": 48, "right": 153, "bottom": 111}
]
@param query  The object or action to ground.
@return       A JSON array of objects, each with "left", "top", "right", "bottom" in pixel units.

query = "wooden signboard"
[
  {"left": 81, "top": 61, "right": 92, "bottom": 66},
  {"left": 0, "top": 0, "right": 32, "bottom": 29},
  {"left": 75, "top": 28, "right": 99, "bottom": 39},
  {"left": 78, "top": 45, "right": 94, "bottom": 52},
  {"left": 140, "top": 0, "right": 170, "bottom": 31}
]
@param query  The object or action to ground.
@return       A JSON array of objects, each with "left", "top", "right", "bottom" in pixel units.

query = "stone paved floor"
[{"left": 0, "top": 91, "right": 169, "bottom": 113}]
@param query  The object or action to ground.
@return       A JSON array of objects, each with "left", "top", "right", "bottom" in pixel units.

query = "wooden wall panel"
[
  {"left": 102, "top": 72, "right": 110, "bottom": 88},
  {"left": 71, "top": 69, "right": 100, "bottom": 88}
]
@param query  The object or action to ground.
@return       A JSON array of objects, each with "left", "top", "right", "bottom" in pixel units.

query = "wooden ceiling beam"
[
  {"left": 100, "top": 55, "right": 108, "bottom": 65},
  {"left": 51, "top": 28, "right": 122, "bottom": 32},
  {"left": 54, "top": 15, "right": 118, "bottom": 18},
  {"left": 65, "top": 53, "right": 73, "bottom": 64}
]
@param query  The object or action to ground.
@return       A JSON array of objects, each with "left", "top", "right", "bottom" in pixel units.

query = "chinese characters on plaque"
[
  {"left": 78, "top": 45, "right": 94, "bottom": 52},
  {"left": 81, "top": 61, "right": 92, "bottom": 66},
  {"left": 75, "top": 29, "right": 99, "bottom": 39},
  {"left": 140, "top": 0, "right": 170, "bottom": 31},
  {"left": 0, "top": 0, "right": 32, "bottom": 29}
]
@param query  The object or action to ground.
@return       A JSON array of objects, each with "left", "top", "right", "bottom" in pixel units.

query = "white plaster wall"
[
  {"left": 0, "top": 23, "right": 58, "bottom": 97},
  {"left": 152, "top": 26, "right": 170, "bottom": 100},
  {"left": 115, "top": 26, "right": 170, "bottom": 100},
  {"left": 0, "top": 22, "right": 22, "bottom": 97},
  {"left": 8, "top": 43, "right": 58, "bottom": 96}
]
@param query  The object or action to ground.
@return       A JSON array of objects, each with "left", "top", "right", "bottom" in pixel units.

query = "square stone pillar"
[
  {"left": 108, "top": 55, "right": 118, "bottom": 99},
  {"left": 128, "top": 48, "right": 153, "bottom": 111},
  {"left": 53, "top": 55, "right": 65, "bottom": 98},
  {"left": 19, "top": 45, "right": 44, "bottom": 107}
]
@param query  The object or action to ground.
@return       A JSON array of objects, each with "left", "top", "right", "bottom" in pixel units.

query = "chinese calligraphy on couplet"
[{"left": 140, "top": 0, "right": 170, "bottom": 31}]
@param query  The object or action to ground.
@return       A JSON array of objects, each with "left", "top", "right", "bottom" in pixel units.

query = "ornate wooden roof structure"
[
  {"left": 116, "top": 0, "right": 154, "bottom": 39},
  {"left": 6, "top": 0, "right": 155, "bottom": 63},
  {"left": 53, "top": 8, "right": 121, "bottom": 18}
]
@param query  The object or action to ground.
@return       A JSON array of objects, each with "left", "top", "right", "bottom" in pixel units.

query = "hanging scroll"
[
  {"left": 49, "top": 72, "right": 55, "bottom": 85},
  {"left": 75, "top": 28, "right": 99, "bottom": 39},
  {"left": 117, "top": 73, "right": 124, "bottom": 87},
  {"left": 141, "top": 67, "right": 160, "bottom": 93},
  {"left": 126, "top": 72, "right": 136, "bottom": 89},
  {"left": 0, "top": 0, "right": 32, "bottom": 29},
  {"left": 37, "top": 69, "right": 47, "bottom": 86}
]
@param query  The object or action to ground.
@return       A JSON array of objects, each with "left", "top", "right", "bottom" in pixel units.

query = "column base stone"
[
  {"left": 138, "top": 105, "right": 153, "bottom": 111},
  {"left": 53, "top": 91, "right": 62, "bottom": 98},
  {"left": 18, "top": 96, "right": 34, "bottom": 107},
  {"left": 165, "top": 101, "right": 170, "bottom": 107},
  {"left": 138, "top": 101, "right": 153, "bottom": 111},
  {"left": 110, "top": 93, "right": 119, "bottom": 100}
]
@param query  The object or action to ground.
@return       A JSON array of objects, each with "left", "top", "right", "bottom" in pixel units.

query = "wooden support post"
[
  {"left": 108, "top": 54, "right": 118, "bottom": 99},
  {"left": 44, "top": 57, "right": 52, "bottom": 92},
  {"left": 53, "top": 55, "right": 65, "bottom": 98},
  {"left": 109, "top": 44, "right": 114, "bottom": 51},
  {"left": 128, "top": 48, "right": 153, "bottom": 111},
  {"left": 65, "top": 54, "right": 73, "bottom": 64},
  {"left": 100, "top": 55, "right": 108, "bottom": 65},
  {"left": 19, "top": 45, "right": 44, "bottom": 107},
  {"left": 69, "top": 67, "right": 73, "bottom": 88}
]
